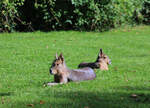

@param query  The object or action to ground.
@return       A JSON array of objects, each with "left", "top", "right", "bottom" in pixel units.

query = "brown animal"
[
  {"left": 47, "top": 53, "right": 96, "bottom": 86},
  {"left": 78, "top": 48, "right": 111, "bottom": 70}
]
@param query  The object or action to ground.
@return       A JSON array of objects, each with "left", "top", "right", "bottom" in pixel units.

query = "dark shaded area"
[
  {"left": 15, "top": 0, "right": 44, "bottom": 31},
  {"left": 16, "top": 0, "right": 75, "bottom": 32},
  {"left": 0, "top": 92, "right": 12, "bottom": 96},
  {"left": 142, "top": 1, "right": 150, "bottom": 25},
  {"left": 13, "top": 87, "right": 150, "bottom": 108},
  {"left": 115, "top": 86, "right": 150, "bottom": 91},
  {"left": 54, "top": 0, "right": 76, "bottom": 30}
]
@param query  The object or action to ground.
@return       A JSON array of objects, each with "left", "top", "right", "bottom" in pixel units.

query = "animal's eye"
[{"left": 104, "top": 57, "right": 106, "bottom": 59}]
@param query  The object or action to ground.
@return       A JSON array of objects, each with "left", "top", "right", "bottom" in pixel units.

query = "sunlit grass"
[{"left": 0, "top": 25, "right": 150, "bottom": 108}]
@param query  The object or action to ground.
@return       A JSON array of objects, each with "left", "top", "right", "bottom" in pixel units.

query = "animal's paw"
[
  {"left": 43, "top": 82, "right": 54, "bottom": 87},
  {"left": 43, "top": 82, "right": 48, "bottom": 87},
  {"left": 47, "top": 83, "right": 58, "bottom": 86}
]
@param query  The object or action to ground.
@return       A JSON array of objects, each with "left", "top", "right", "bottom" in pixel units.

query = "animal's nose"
[{"left": 49, "top": 69, "right": 53, "bottom": 75}]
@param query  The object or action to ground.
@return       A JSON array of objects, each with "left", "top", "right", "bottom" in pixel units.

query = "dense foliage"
[
  {"left": 142, "top": 0, "right": 150, "bottom": 24},
  {"left": 0, "top": 0, "right": 150, "bottom": 32}
]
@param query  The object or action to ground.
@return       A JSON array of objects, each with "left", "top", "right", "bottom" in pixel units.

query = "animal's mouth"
[{"left": 49, "top": 69, "right": 53, "bottom": 75}]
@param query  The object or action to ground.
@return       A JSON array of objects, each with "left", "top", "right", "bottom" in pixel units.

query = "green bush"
[
  {"left": 72, "top": 0, "right": 146, "bottom": 31},
  {"left": 0, "top": 0, "right": 149, "bottom": 32},
  {"left": 0, "top": 0, "right": 24, "bottom": 32}
]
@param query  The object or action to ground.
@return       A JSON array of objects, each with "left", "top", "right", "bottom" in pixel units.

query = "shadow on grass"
[
  {"left": 14, "top": 89, "right": 150, "bottom": 108},
  {"left": 0, "top": 92, "right": 12, "bottom": 96},
  {"left": 115, "top": 86, "right": 150, "bottom": 91}
]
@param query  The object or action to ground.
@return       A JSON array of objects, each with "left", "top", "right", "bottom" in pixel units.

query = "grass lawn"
[{"left": 0, "top": 25, "right": 150, "bottom": 108}]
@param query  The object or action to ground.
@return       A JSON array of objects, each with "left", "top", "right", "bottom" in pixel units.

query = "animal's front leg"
[
  {"left": 46, "top": 80, "right": 67, "bottom": 86},
  {"left": 46, "top": 82, "right": 66, "bottom": 86},
  {"left": 43, "top": 82, "right": 59, "bottom": 87},
  {"left": 60, "top": 76, "right": 68, "bottom": 84},
  {"left": 47, "top": 82, "right": 59, "bottom": 86},
  {"left": 45, "top": 76, "right": 68, "bottom": 87}
]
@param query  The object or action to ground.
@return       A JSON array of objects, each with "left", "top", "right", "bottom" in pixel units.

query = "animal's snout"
[
  {"left": 49, "top": 69, "right": 53, "bottom": 75},
  {"left": 95, "top": 62, "right": 100, "bottom": 68}
]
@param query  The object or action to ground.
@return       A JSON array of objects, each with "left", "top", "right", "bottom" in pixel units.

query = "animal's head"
[
  {"left": 96, "top": 48, "right": 111, "bottom": 65},
  {"left": 49, "top": 53, "right": 65, "bottom": 75}
]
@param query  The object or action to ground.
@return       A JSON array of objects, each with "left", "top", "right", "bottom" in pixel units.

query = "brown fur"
[
  {"left": 78, "top": 48, "right": 111, "bottom": 70},
  {"left": 47, "top": 53, "right": 96, "bottom": 86}
]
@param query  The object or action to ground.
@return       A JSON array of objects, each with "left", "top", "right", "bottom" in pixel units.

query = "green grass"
[{"left": 0, "top": 25, "right": 150, "bottom": 108}]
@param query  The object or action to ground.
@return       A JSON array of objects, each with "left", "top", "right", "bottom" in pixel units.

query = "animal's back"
[
  {"left": 78, "top": 62, "right": 99, "bottom": 69},
  {"left": 68, "top": 67, "right": 96, "bottom": 81}
]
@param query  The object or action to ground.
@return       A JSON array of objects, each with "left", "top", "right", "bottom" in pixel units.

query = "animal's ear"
[
  {"left": 96, "top": 48, "right": 102, "bottom": 62},
  {"left": 99, "top": 48, "right": 103, "bottom": 57},
  {"left": 55, "top": 53, "right": 58, "bottom": 59},
  {"left": 59, "top": 53, "right": 64, "bottom": 62}
]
